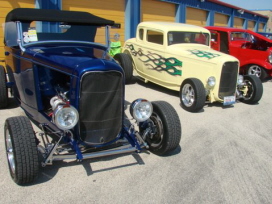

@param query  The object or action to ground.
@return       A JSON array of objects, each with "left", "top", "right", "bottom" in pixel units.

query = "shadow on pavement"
[{"left": 29, "top": 152, "right": 146, "bottom": 186}]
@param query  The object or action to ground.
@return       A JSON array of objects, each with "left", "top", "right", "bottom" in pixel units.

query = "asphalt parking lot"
[{"left": 0, "top": 77, "right": 272, "bottom": 204}]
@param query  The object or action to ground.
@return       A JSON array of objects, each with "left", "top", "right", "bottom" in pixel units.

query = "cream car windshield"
[
  {"left": 168, "top": 31, "right": 210, "bottom": 46},
  {"left": 20, "top": 21, "right": 101, "bottom": 45}
]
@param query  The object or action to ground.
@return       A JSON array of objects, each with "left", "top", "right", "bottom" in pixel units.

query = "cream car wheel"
[
  {"left": 180, "top": 78, "right": 206, "bottom": 112},
  {"left": 182, "top": 84, "right": 195, "bottom": 107},
  {"left": 114, "top": 53, "right": 133, "bottom": 84},
  {"left": 239, "top": 75, "right": 263, "bottom": 104}
]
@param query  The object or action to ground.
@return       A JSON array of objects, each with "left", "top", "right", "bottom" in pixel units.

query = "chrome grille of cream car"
[{"left": 218, "top": 62, "right": 239, "bottom": 99}]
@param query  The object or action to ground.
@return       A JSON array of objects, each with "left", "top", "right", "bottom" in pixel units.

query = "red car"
[{"left": 206, "top": 26, "right": 272, "bottom": 81}]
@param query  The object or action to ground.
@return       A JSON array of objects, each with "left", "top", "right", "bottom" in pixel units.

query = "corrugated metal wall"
[
  {"left": 62, "top": 0, "right": 125, "bottom": 45},
  {"left": 142, "top": 0, "right": 175, "bottom": 22},
  {"left": 214, "top": 13, "right": 229, "bottom": 26},
  {"left": 234, "top": 17, "right": 244, "bottom": 29},
  {"left": 161, "top": 0, "right": 268, "bottom": 29},
  {"left": 247, "top": 20, "right": 255, "bottom": 31},
  {"left": 186, "top": 7, "right": 207, "bottom": 26},
  {"left": 258, "top": 23, "right": 265, "bottom": 32}
]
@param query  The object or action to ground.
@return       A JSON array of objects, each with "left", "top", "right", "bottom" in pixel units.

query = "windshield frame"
[{"left": 15, "top": 21, "right": 110, "bottom": 52}]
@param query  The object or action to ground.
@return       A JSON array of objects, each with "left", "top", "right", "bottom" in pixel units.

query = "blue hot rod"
[{"left": 0, "top": 8, "right": 181, "bottom": 185}]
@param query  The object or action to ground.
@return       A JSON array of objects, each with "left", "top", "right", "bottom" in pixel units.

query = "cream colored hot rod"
[{"left": 114, "top": 22, "right": 263, "bottom": 112}]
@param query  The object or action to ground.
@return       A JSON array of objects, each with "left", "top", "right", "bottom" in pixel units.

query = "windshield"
[
  {"left": 168, "top": 31, "right": 210, "bottom": 46},
  {"left": 19, "top": 21, "right": 107, "bottom": 46},
  {"left": 230, "top": 32, "right": 251, "bottom": 41}
]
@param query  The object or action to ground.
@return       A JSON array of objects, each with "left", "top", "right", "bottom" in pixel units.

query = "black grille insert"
[
  {"left": 219, "top": 62, "right": 239, "bottom": 99},
  {"left": 79, "top": 71, "right": 123, "bottom": 144}
]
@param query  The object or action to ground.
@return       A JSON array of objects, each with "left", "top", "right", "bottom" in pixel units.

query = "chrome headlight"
[
  {"left": 207, "top": 76, "right": 216, "bottom": 87},
  {"left": 237, "top": 75, "right": 244, "bottom": 85},
  {"left": 268, "top": 54, "right": 272, "bottom": 64},
  {"left": 130, "top": 99, "right": 153, "bottom": 122},
  {"left": 53, "top": 105, "right": 79, "bottom": 130}
]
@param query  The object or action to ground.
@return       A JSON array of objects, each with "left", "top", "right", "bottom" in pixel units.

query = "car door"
[
  {"left": 135, "top": 29, "right": 166, "bottom": 85},
  {"left": 210, "top": 30, "right": 220, "bottom": 51}
]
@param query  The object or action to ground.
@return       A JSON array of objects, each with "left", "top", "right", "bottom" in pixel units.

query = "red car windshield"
[{"left": 230, "top": 32, "right": 251, "bottom": 41}]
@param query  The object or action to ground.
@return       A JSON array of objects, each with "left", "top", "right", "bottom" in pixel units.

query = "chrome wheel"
[
  {"left": 4, "top": 116, "right": 39, "bottom": 185},
  {"left": 248, "top": 65, "right": 261, "bottom": 78},
  {"left": 181, "top": 84, "right": 195, "bottom": 107},
  {"left": 5, "top": 128, "right": 15, "bottom": 174}
]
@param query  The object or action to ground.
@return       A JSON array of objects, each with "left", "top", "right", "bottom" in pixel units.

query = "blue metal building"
[{"left": 35, "top": 0, "right": 268, "bottom": 40}]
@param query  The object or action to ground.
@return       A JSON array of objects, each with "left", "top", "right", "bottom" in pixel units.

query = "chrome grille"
[
  {"left": 218, "top": 62, "right": 239, "bottom": 99},
  {"left": 79, "top": 71, "right": 123, "bottom": 144}
]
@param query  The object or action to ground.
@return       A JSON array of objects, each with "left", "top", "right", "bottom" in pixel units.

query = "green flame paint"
[
  {"left": 126, "top": 44, "right": 182, "bottom": 76},
  {"left": 188, "top": 49, "right": 220, "bottom": 59}
]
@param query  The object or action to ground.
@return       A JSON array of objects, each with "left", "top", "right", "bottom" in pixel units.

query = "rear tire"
[
  {"left": 4, "top": 116, "right": 39, "bottom": 185},
  {"left": 180, "top": 78, "right": 206, "bottom": 112},
  {"left": 147, "top": 101, "right": 181, "bottom": 156},
  {"left": 239, "top": 75, "right": 263, "bottom": 104},
  {"left": 0, "top": 65, "right": 8, "bottom": 108},
  {"left": 114, "top": 53, "right": 133, "bottom": 84}
]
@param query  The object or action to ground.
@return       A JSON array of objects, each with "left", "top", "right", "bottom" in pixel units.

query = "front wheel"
[
  {"left": 147, "top": 101, "right": 181, "bottom": 156},
  {"left": 4, "top": 116, "right": 39, "bottom": 185},
  {"left": 0, "top": 65, "right": 8, "bottom": 108},
  {"left": 180, "top": 78, "right": 206, "bottom": 112},
  {"left": 239, "top": 75, "right": 263, "bottom": 104}
]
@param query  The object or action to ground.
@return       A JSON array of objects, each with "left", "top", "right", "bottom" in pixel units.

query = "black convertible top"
[{"left": 6, "top": 8, "right": 115, "bottom": 26}]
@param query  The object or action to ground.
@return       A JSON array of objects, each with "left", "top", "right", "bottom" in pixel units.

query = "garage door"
[
  {"left": 247, "top": 20, "right": 255, "bottom": 31},
  {"left": 0, "top": 0, "right": 35, "bottom": 66},
  {"left": 187, "top": 7, "right": 207, "bottom": 26},
  {"left": 258, "top": 23, "right": 265, "bottom": 32},
  {"left": 63, "top": 0, "right": 125, "bottom": 45},
  {"left": 214, "top": 13, "right": 229, "bottom": 26},
  {"left": 142, "top": 0, "right": 175, "bottom": 22},
  {"left": 234, "top": 17, "right": 244, "bottom": 29}
]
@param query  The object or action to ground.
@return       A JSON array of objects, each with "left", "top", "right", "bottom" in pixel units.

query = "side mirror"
[{"left": 211, "top": 39, "right": 217, "bottom": 45}]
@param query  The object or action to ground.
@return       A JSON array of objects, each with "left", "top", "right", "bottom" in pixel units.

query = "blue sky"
[{"left": 218, "top": 0, "right": 272, "bottom": 10}]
